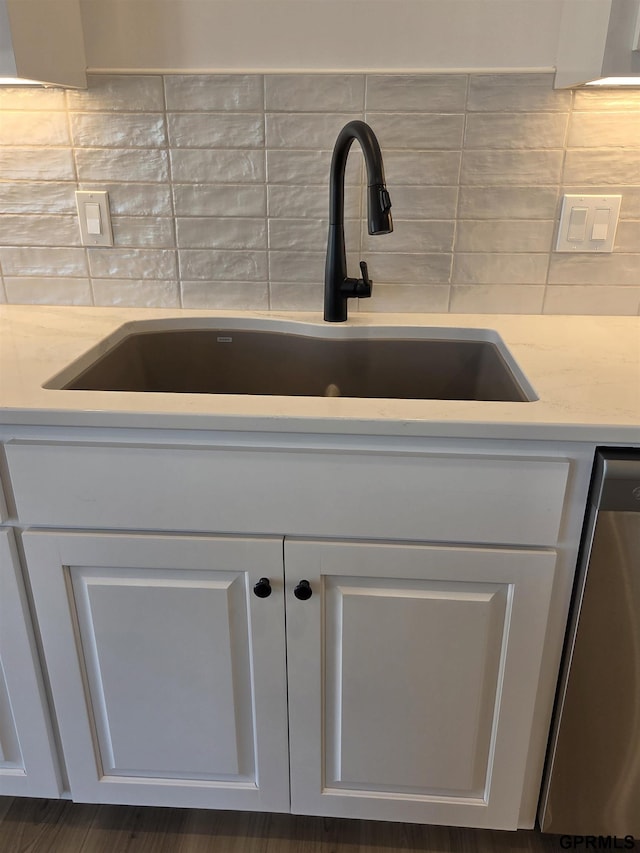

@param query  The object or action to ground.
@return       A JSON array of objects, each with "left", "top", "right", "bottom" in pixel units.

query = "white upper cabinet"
[
  {"left": 555, "top": 0, "right": 640, "bottom": 87},
  {"left": 80, "top": 0, "right": 565, "bottom": 73},
  {"left": 0, "top": 0, "right": 86, "bottom": 86},
  {"left": 3, "top": 0, "right": 635, "bottom": 84}
]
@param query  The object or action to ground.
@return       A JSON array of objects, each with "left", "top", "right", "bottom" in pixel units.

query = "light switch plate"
[
  {"left": 75, "top": 190, "right": 113, "bottom": 247},
  {"left": 555, "top": 194, "right": 622, "bottom": 253}
]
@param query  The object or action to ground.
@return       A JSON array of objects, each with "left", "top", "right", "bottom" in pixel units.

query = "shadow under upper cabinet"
[{"left": 53, "top": 329, "right": 532, "bottom": 402}]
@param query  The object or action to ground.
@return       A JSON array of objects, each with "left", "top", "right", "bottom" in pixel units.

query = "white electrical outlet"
[
  {"left": 75, "top": 190, "right": 113, "bottom": 247},
  {"left": 556, "top": 194, "right": 622, "bottom": 253}
]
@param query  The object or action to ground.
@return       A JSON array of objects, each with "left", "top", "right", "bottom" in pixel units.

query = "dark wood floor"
[{"left": 0, "top": 797, "right": 564, "bottom": 853}]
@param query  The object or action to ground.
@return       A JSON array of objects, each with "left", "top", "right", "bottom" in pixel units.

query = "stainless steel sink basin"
[{"left": 49, "top": 325, "right": 533, "bottom": 402}]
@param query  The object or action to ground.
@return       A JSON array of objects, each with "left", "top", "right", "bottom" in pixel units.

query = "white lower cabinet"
[
  {"left": 22, "top": 529, "right": 557, "bottom": 829},
  {"left": 285, "top": 540, "right": 557, "bottom": 829},
  {"left": 0, "top": 529, "right": 60, "bottom": 798},
  {"left": 5, "top": 435, "right": 582, "bottom": 827},
  {"left": 22, "top": 531, "right": 290, "bottom": 811}
]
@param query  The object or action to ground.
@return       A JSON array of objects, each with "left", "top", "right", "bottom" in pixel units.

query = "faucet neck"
[{"left": 328, "top": 121, "right": 387, "bottom": 228}]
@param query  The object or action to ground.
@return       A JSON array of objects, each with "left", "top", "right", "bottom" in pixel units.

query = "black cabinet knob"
[
  {"left": 294, "top": 580, "right": 312, "bottom": 600},
  {"left": 253, "top": 577, "right": 272, "bottom": 598}
]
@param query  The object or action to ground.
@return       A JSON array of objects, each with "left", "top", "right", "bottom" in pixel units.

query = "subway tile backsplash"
[{"left": 0, "top": 72, "right": 639, "bottom": 315}]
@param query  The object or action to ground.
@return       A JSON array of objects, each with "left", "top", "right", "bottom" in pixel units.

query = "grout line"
[
  {"left": 161, "top": 74, "right": 182, "bottom": 308},
  {"left": 447, "top": 73, "right": 471, "bottom": 311},
  {"left": 62, "top": 82, "right": 95, "bottom": 305},
  {"left": 542, "top": 91, "right": 574, "bottom": 314},
  {"left": 263, "top": 74, "right": 273, "bottom": 311}
]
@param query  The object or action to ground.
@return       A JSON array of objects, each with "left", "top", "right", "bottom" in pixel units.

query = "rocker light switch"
[
  {"left": 75, "top": 190, "right": 113, "bottom": 246},
  {"left": 85, "top": 203, "right": 102, "bottom": 235},
  {"left": 556, "top": 194, "right": 621, "bottom": 253},
  {"left": 567, "top": 207, "right": 588, "bottom": 242},
  {"left": 591, "top": 208, "right": 611, "bottom": 241}
]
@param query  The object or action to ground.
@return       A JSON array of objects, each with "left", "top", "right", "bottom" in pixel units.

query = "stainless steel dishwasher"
[{"left": 540, "top": 449, "right": 640, "bottom": 836}]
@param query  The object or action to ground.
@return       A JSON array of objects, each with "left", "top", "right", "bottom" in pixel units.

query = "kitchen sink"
[{"left": 48, "top": 325, "right": 533, "bottom": 402}]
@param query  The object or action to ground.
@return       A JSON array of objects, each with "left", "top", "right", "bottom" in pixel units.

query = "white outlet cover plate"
[{"left": 555, "top": 194, "right": 622, "bottom": 253}]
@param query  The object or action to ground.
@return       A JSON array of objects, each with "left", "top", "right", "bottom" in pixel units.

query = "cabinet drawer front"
[{"left": 6, "top": 441, "right": 569, "bottom": 546}]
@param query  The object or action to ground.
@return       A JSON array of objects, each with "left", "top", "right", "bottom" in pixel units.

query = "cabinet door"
[
  {"left": 22, "top": 531, "right": 289, "bottom": 811},
  {"left": 0, "top": 529, "right": 60, "bottom": 797},
  {"left": 285, "top": 540, "right": 557, "bottom": 829}
]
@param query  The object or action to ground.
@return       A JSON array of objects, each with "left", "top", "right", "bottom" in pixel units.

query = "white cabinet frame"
[
  {"left": 0, "top": 529, "right": 60, "bottom": 798},
  {"left": 0, "top": 0, "right": 86, "bottom": 86}
]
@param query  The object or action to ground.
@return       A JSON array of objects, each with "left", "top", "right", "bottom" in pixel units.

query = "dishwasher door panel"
[{"left": 541, "top": 451, "right": 640, "bottom": 837}]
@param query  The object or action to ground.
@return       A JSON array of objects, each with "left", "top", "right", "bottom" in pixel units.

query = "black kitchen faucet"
[{"left": 324, "top": 121, "right": 393, "bottom": 322}]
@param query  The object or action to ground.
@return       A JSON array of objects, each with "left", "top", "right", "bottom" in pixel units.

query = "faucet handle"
[
  {"left": 339, "top": 262, "right": 373, "bottom": 300},
  {"left": 357, "top": 261, "right": 373, "bottom": 298}
]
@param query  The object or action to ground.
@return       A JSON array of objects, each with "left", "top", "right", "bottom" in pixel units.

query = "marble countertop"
[{"left": 0, "top": 305, "right": 638, "bottom": 442}]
